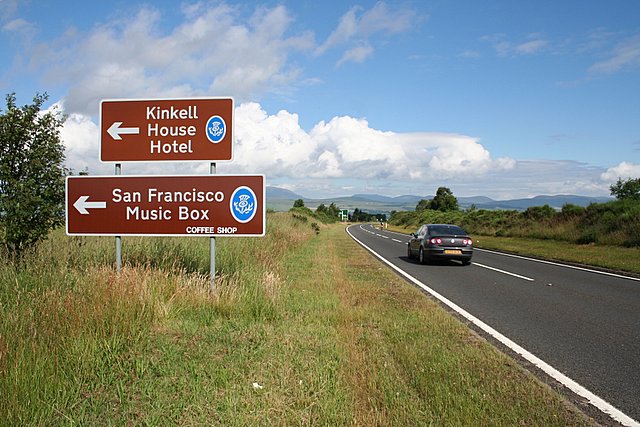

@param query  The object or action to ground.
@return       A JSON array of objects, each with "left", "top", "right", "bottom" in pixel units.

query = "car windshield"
[{"left": 428, "top": 225, "right": 467, "bottom": 236}]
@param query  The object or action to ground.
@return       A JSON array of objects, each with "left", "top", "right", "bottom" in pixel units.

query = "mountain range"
[{"left": 266, "top": 186, "right": 612, "bottom": 213}]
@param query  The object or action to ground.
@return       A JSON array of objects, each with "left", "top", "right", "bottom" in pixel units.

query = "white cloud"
[
  {"left": 227, "top": 104, "right": 515, "bottom": 183},
  {"left": 515, "top": 39, "right": 548, "bottom": 55},
  {"left": 483, "top": 33, "right": 548, "bottom": 57},
  {"left": 58, "top": 101, "right": 515, "bottom": 189},
  {"left": 315, "top": 2, "right": 417, "bottom": 65},
  {"left": 231, "top": 102, "right": 317, "bottom": 177},
  {"left": 336, "top": 43, "right": 374, "bottom": 67},
  {"left": 3, "top": 17, "right": 31, "bottom": 32},
  {"left": 600, "top": 161, "right": 640, "bottom": 182},
  {"left": 56, "top": 101, "right": 616, "bottom": 199},
  {"left": 589, "top": 35, "right": 640, "bottom": 74},
  {"left": 34, "top": 4, "right": 314, "bottom": 116},
  {"left": 316, "top": 6, "right": 359, "bottom": 54}
]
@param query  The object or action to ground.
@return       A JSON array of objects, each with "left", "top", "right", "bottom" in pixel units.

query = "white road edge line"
[
  {"left": 346, "top": 225, "right": 639, "bottom": 427},
  {"left": 473, "top": 262, "right": 535, "bottom": 281},
  {"left": 476, "top": 247, "right": 640, "bottom": 282}
]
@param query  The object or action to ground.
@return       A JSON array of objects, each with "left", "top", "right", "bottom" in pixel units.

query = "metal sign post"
[
  {"left": 115, "top": 163, "right": 122, "bottom": 272},
  {"left": 210, "top": 162, "right": 216, "bottom": 293}
]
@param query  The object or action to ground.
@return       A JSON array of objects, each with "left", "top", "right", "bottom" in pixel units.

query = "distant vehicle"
[{"left": 407, "top": 224, "right": 473, "bottom": 265}]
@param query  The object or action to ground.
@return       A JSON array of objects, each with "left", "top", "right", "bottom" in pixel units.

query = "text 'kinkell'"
[{"left": 146, "top": 106, "right": 199, "bottom": 120}]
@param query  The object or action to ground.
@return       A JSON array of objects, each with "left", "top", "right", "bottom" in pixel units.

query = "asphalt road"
[{"left": 347, "top": 223, "right": 640, "bottom": 426}]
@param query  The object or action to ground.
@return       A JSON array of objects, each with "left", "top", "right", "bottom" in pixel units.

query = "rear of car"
[
  {"left": 424, "top": 224, "right": 473, "bottom": 264},
  {"left": 409, "top": 224, "right": 473, "bottom": 265}
]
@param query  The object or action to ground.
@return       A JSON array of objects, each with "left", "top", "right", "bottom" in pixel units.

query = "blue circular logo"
[
  {"left": 206, "top": 115, "right": 226, "bottom": 143},
  {"left": 230, "top": 186, "right": 257, "bottom": 224}
]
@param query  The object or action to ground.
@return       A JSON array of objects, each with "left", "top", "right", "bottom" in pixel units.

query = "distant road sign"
[
  {"left": 100, "top": 98, "right": 233, "bottom": 162},
  {"left": 66, "top": 175, "right": 264, "bottom": 236}
]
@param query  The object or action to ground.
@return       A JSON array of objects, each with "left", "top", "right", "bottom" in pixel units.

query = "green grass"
[{"left": 0, "top": 214, "right": 596, "bottom": 425}]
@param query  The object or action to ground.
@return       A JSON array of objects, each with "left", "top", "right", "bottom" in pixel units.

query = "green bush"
[
  {"left": 389, "top": 199, "right": 640, "bottom": 248},
  {"left": 561, "top": 203, "right": 585, "bottom": 218},
  {"left": 523, "top": 204, "right": 555, "bottom": 221}
]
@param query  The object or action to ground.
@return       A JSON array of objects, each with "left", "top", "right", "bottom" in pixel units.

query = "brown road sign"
[
  {"left": 100, "top": 97, "right": 233, "bottom": 162},
  {"left": 66, "top": 175, "right": 264, "bottom": 236}
]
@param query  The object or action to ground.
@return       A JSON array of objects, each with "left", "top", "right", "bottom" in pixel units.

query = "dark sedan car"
[{"left": 407, "top": 224, "right": 473, "bottom": 265}]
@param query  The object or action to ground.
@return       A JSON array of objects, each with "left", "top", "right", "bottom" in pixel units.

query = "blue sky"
[{"left": 1, "top": 0, "right": 639, "bottom": 199}]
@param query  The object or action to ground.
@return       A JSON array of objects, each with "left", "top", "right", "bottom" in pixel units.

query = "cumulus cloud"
[
  {"left": 58, "top": 101, "right": 515, "bottom": 188},
  {"left": 56, "top": 101, "right": 618, "bottom": 199},
  {"left": 227, "top": 103, "right": 515, "bottom": 183},
  {"left": 600, "top": 161, "right": 640, "bottom": 182}
]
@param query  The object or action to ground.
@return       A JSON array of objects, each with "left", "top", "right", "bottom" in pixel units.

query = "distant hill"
[
  {"left": 265, "top": 186, "right": 612, "bottom": 213},
  {"left": 474, "top": 195, "right": 612, "bottom": 210},
  {"left": 266, "top": 187, "right": 302, "bottom": 199},
  {"left": 458, "top": 196, "right": 494, "bottom": 206}
]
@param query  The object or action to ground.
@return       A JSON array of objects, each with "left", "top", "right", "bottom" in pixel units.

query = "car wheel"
[
  {"left": 462, "top": 259, "right": 471, "bottom": 266},
  {"left": 407, "top": 244, "right": 413, "bottom": 259},
  {"left": 419, "top": 247, "right": 427, "bottom": 265}
]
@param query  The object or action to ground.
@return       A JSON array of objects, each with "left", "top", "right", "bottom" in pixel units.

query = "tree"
[
  {"left": 429, "top": 187, "right": 459, "bottom": 211},
  {"left": 293, "top": 198, "right": 305, "bottom": 208},
  {"left": 374, "top": 213, "right": 387, "bottom": 222},
  {"left": 610, "top": 177, "right": 640, "bottom": 200},
  {"left": 0, "top": 93, "right": 66, "bottom": 257},
  {"left": 415, "top": 199, "right": 430, "bottom": 212},
  {"left": 350, "top": 208, "right": 369, "bottom": 222},
  {"left": 327, "top": 203, "right": 340, "bottom": 218}
]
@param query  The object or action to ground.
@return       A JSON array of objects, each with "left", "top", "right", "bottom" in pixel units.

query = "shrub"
[
  {"left": 561, "top": 204, "right": 585, "bottom": 218},
  {"left": 523, "top": 204, "right": 555, "bottom": 221}
]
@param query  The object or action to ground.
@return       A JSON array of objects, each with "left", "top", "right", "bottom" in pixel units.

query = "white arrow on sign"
[
  {"left": 74, "top": 196, "right": 107, "bottom": 215},
  {"left": 107, "top": 122, "right": 140, "bottom": 140}
]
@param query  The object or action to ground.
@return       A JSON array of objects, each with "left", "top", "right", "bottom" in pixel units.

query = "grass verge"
[{"left": 1, "top": 216, "right": 596, "bottom": 425}]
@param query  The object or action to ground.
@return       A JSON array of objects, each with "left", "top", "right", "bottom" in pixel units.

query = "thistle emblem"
[{"left": 233, "top": 194, "right": 254, "bottom": 215}]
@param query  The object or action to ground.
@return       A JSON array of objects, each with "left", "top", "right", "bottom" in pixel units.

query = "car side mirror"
[{"left": 411, "top": 233, "right": 417, "bottom": 238}]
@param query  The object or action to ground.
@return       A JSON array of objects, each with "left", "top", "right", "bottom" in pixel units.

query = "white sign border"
[
  {"left": 65, "top": 174, "right": 265, "bottom": 237},
  {"left": 99, "top": 96, "right": 235, "bottom": 164}
]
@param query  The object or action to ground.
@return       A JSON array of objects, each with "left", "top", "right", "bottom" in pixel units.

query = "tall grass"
[
  {"left": 0, "top": 212, "right": 316, "bottom": 425},
  {"left": 0, "top": 211, "right": 596, "bottom": 425}
]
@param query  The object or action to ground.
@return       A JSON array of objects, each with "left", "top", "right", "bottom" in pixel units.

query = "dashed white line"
[
  {"left": 476, "top": 248, "right": 640, "bottom": 282},
  {"left": 473, "top": 262, "right": 535, "bottom": 281}
]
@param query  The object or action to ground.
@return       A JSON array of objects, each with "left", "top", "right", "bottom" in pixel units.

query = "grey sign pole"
[
  {"left": 210, "top": 162, "right": 216, "bottom": 293},
  {"left": 115, "top": 163, "right": 122, "bottom": 272}
]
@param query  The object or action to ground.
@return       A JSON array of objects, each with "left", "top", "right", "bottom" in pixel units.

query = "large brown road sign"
[
  {"left": 100, "top": 97, "right": 233, "bottom": 162},
  {"left": 66, "top": 175, "right": 264, "bottom": 236}
]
